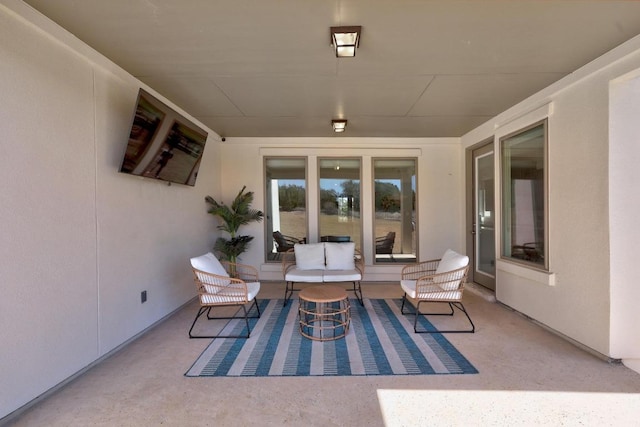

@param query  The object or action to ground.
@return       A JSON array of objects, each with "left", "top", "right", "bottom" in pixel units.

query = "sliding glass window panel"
[
  {"left": 318, "top": 158, "right": 361, "bottom": 250},
  {"left": 501, "top": 120, "right": 547, "bottom": 269},
  {"left": 373, "top": 158, "right": 417, "bottom": 263},
  {"left": 265, "top": 158, "right": 307, "bottom": 262}
]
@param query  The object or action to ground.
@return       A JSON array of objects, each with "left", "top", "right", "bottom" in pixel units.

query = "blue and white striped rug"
[{"left": 185, "top": 298, "right": 477, "bottom": 377}]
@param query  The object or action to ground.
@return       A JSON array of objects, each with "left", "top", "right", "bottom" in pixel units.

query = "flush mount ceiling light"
[
  {"left": 330, "top": 26, "right": 361, "bottom": 57},
  {"left": 332, "top": 119, "right": 347, "bottom": 132}
]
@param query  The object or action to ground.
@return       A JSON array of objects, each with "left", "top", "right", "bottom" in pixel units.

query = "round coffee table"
[{"left": 298, "top": 285, "right": 351, "bottom": 341}]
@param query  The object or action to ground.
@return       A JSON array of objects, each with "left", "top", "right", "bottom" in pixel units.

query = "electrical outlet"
[{"left": 141, "top": 290, "right": 147, "bottom": 303}]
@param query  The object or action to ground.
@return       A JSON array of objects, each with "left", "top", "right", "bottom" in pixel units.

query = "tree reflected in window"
[{"left": 318, "top": 159, "right": 361, "bottom": 249}]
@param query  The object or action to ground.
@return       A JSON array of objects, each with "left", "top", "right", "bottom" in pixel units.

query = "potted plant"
[{"left": 205, "top": 186, "right": 264, "bottom": 269}]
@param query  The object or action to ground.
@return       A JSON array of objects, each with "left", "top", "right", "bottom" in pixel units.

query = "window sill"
[{"left": 496, "top": 259, "right": 556, "bottom": 287}]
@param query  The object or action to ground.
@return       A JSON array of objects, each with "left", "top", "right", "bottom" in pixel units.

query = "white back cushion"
[
  {"left": 325, "top": 242, "right": 355, "bottom": 270},
  {"left": 436, "top": 249, "right": 469, "bottom": 274},
  {"left": 294, "top": 243, "right": 326, "bottom": 270},
  {"left": 434, "top": 249, "right": 468, "bottom": 289},
  {"left": 190, "top": 252, "right": 229, "bottom": 277}
]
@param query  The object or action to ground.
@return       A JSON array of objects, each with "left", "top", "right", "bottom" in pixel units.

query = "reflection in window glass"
[
  {"left": 501, "top": 121, "right": 547, "bottom": 268},
  {"left": 265, "top": 158, "right": 306, "bottom": 262},
  {"left": 373, "top": 159, "right": 417, "bottom": 263},
  {"left": 318, "top": 158, "right": 361, "bottom": 250}
]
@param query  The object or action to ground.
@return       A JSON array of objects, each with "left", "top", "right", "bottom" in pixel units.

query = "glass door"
[{"left": 471, "top": 143, "right": 496, "bottom": 290}]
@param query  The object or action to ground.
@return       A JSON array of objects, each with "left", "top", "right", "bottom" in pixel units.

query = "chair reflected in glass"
[
  {"left": 273, "top": 231, "right": 305, "bottom": 258},
  {"left": 375, "top": 231, "right": 396, "bottom": 262},
  {"left": 375, "top": 231, "right": 395, "bottom": 254},
  {"left": 511, "top": 242, "right": 544, "bottom": 264}
]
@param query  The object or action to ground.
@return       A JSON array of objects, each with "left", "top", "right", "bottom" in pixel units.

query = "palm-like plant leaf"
[
  {"left": 205, "top": 196, "right": 234, "bottom": 234},
  {"left": 213, "top": 236, "right": 254, "bottom": 261},
  {"left": 205, "top": 186, "right": 264, "bottom": 263}
]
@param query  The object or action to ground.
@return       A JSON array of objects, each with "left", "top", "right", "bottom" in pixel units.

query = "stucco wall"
[
  {"left": 609, "top": 70, "right": 640, "bottom": 366},
  {"left": 0, "top": 3, "right": 219, "bottom": 418},
  {"left": 461, "top": 35, "right": 640, "bottom": 361}
]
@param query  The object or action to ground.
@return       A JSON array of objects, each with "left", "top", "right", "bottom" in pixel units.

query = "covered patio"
[{"left": 7, "top": 282, "right": 640, "bottom": 426}]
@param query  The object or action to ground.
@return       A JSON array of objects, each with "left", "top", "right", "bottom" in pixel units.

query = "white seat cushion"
[
  {"left": 323, "top": 269, "right": 361, "bottom": 282},
  {"left": 294, "top": 243, "right": 326, "bottom": 270},
  {"left": 324, "top": 242, "right": 355, "bottom": 270},
  {"left": 400, "top": 279, "right": 418, "bottom": 298},
  {"left": 201, "top": 291, "right": 238, "bottom": 304},
  {"left": 200, "top": 281, "right": 260, "bottom": 304},
  {"left": 245, "top": 281, "right": 261, "bottom": 301},
  {"left": 401, "top": 279, "right": 462, "bottom": 300},
  {"left": 285, "top": 268, "right": 324, "bottom": 283}
]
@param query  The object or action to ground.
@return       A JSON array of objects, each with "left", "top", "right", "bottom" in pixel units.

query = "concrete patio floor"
[{"left": 5, "top": 282, "right": 640, "bottom": 426}]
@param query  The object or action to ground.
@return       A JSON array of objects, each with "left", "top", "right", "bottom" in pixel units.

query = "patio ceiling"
[{"left": 23, "top": 0, "right": 640, "bottom": 138}]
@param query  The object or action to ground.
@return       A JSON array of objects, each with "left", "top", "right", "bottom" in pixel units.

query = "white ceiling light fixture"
[
  {"left": 330, "top": 26, "right": 361, "bottom": 57},
  {"left": 332, "top": 119, "right": 347, "bottom": 132}
]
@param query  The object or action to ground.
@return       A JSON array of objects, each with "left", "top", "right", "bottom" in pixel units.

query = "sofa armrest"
[{"left": 281, "top": 249, "right": 297, "bottom": 277}]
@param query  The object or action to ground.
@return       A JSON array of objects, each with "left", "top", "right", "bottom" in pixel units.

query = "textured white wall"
[
  {"left": 609, "top": 71, "right": 640, "bottom": 364},
  {"left": 93, "top": 70, "right": 220, "bottom": 354},
  {"left": 0, "top": 3, "right": 219, "bottom": 418},
  {"left": 462, "top": 35, "right": 640, "bottom": 360},
  {"left": 0, "top": 4, "right": 99, "bottom": 417}
]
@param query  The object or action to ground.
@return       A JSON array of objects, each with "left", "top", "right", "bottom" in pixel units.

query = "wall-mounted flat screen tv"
[{"left": 119, "top": 88, "right": 208, "bottom": 186}]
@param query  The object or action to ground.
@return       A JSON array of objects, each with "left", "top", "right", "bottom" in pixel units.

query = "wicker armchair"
[
  {"left": 400, "top": 249, "right": 474, "bottom": 333},
  {"left": 189, "top": 252, "right": 261, "bottom": 339}
]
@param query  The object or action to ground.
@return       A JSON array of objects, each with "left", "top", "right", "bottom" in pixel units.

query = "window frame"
[
  {"left": 372, "top": 157, "right": 418, "bottom": 264},
  {"left": 499, "top": 119, "right": 549, "bottom": 271},
  {"left": 317, "top": 157, "right": 362, "bottom": 251},
  {"left": 263, "top": 156, "right": 308, "bottom": 263}
]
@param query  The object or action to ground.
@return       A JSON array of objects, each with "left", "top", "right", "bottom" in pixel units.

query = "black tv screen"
[{"left": 119, "top": 89, "right": 208, "bottom": 186}]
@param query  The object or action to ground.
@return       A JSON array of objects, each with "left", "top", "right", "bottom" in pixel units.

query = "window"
[
  {"left": 500, "top": 120, "right": 547, "bottom": 269},
  {"left": 373, "top": 158, "right": 417, "bottom": 263},
  {"left": 265, "top": 158, "right": 307, "bottom": 261},
  {"left": 318, "top": 158, "right": 361, "bottom": 250}
]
